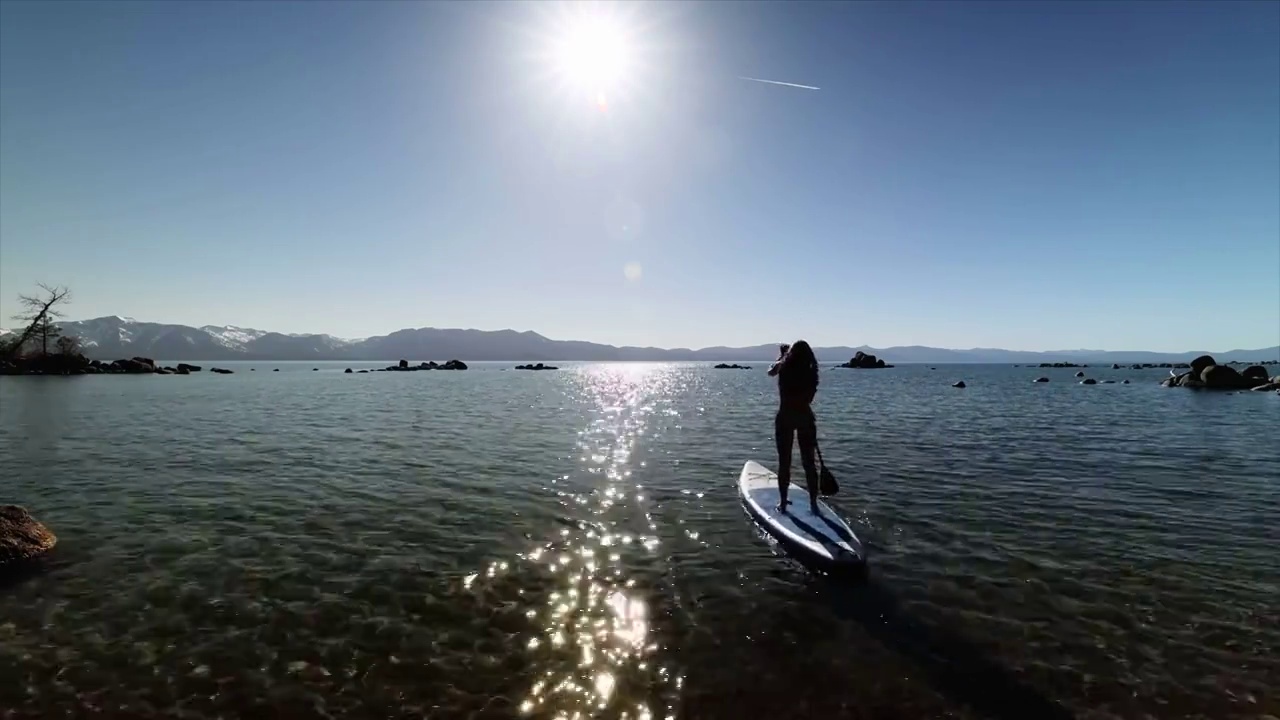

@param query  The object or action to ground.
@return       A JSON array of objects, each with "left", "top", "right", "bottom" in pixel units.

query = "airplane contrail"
[{"left": 738, "top": 75, "right": 820, "bottom": 91}]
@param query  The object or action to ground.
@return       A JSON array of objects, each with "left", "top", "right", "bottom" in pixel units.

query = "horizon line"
[{"left": 10, "top": 314, "right": 1277, "bottom": 357}]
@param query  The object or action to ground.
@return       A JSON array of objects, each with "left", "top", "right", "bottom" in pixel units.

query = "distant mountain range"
[{"left": 2, "top": 315, "right": 1277, "bottom": 364}]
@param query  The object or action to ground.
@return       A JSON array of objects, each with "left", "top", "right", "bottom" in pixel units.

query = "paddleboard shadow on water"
[{"left": 819, "top": 577, "right": 1076, "bottom": 720}]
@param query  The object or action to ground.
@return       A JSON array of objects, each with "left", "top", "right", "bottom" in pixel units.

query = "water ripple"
[{"left": 1, "top": 361, "right": 1277, "bottom": 718}]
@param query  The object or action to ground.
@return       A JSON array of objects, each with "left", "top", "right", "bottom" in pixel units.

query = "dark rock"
[
  {"left": 1189, "top": 355, "right": 1216, "bottom": 376},
  {"left": 177, "top": 363, "right": 202, "bottom": 373},
  {"left": 1081, "top": 378, "right": 1097, "bottom": 385},
  {"left": 1201, "top": 364, "right": 1248, "bottom": 390},
  {"left": 1034, "top": 377, "right": 1050, "bottom": 383},
  {"left": 344, "top": 368, "right": 353, "bottom": 374},
  {"left": 210, "top": 367, "right": 234, "bottom": 375},
  {"left": 113, "top": 358, "right": 155, "bottom": 374},
  {"left": 841, "top": 351, "right": 893, "bottom": 369},
  {"left": 1039, "top": 362, "right": 1083, "bottom": 368},
  {"left": 155, "top": 368, "right": 174, "bottom": 375},
  {"left": 1112, "top": 364, "right": 1120, "bottom": 370},
  {"left": 1, "top": 505, "right": 57, "bottom": 571},
  {"left": 175, "top": 367, "right": 190, "bottom": 375},
  {"left": 273, "top": 368, "right": 280, "bottom": 372},
  {"left": 1122, "top": 380, "right": 1130, "bottom": 384},
  {"left": 1241, "top": 365, "right": 1270, "bottom": 382},
  {"left": 1102, "top": 380, "right": 1116, "bottom": 384},
  {"left": 952, "top": 381, "right": 966, "bottom": 388},
  {"left": 131, "top": 357, "right": 156, "bottom": 369},
  {"left": 398, "top": 359, "right": 409, "bottom": 369},
  {"left": 440, "top": 359, "right": 468, "bottom": 370},
  {"left": 1250, "top": 382, "right": 1280, "bottom": 392},
  {"left": 713, "top": 363, "right": 751, "bottom": 370},
  {"left": 358, "top": 370, "right": 369, "bottom": 374},
  {"left": 1075, "top": 371, "right": 1085, "bottom": 378},
  {"left": 516, "top": 363, "right": 558, "bottom": 371},
  {"left": 312, "top": 368, "right": 318, "bottom": 371}
]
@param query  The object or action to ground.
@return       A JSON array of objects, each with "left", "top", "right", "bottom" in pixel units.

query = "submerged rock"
[
  {"left": 1034, "top": 377, "right": 1050, "bottom": 383},
  {"left": 1081, "top": 378, "right": 1098, "bottom": 385},
  {"left": 0, "top": 505, "right": 57, "bottom": 571},
  {"left": 210, "top": 367, "right": 234, "bottom": 375},
  {"left": 952, "top": 381, "right": 966, "bottom": 388}
]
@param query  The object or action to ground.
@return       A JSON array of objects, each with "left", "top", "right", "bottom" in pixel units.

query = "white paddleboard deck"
[{"left": 738, "top": 460, "right": 865, "bottom": 566}]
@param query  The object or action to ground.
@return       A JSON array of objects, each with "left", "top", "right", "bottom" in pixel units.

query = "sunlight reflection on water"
[{"left": 507, "top": 364, "right": 679, "bottom": 719}]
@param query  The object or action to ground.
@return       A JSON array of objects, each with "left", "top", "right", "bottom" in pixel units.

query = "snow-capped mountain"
[
  {"left": 1, "top": 315, "right": 1277, "bottom": 363},
  {"left": 1, "top": 316, "right": 356, "bottom": 361}
]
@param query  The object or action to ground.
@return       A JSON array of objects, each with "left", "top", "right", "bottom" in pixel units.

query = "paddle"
[{"left": 815, "top": 439, "right": 839, "bottom": 496}]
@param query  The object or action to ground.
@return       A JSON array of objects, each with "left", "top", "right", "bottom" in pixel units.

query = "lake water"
[{"left": 1, "top": 361, "right": 1277, "bottom": 719}]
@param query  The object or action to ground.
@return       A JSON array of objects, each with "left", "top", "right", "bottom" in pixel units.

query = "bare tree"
[{"left": 5, "top": 284, "right": 72, "bottom": 359}]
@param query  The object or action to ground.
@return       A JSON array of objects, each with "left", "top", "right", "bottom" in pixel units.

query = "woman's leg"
[
  {"left": 774, "top": 411, "right": 794, "bottom": 510},
  {"left": 797, "top": 413, "right": 820, "bottom": 512}
]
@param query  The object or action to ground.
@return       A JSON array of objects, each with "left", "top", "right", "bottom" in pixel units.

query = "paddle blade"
[{"left": 819, "top": 465, "right": 839, "bottom": 496}]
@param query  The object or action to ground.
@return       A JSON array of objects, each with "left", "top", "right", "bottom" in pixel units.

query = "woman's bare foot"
[{"left": 776, "top": 499, "right": 791, "bottom": 512}]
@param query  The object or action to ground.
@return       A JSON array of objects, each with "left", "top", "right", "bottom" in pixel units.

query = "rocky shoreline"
[
  {"left": 1023, "top": 360, "right": 1279, "bottom": 370},
  {"left": 1, "top": 354, "right": 471, "bottom": 376}
]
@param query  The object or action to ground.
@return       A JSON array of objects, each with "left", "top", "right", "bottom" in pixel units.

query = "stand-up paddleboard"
[{"left": 738, "top": 460, "right": 865, "bottom": 567}]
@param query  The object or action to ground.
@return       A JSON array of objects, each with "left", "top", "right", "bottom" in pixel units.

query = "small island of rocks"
[
  {"left": 713, "top": 363, "right": 751, "bottom": 370},
  {"left": 515, "top": 363, "right": 559, "bottom": 371},
  {"left": 839, "top": 351, "right": 894, "bottom": 369},
  {"left": 1162, "top": 355, "right": 1280, "bottom": 391}
]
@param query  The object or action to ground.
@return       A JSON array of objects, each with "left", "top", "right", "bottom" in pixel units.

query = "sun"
[{"left": 546, "top": 8, "right": 636, "bottom": 109}]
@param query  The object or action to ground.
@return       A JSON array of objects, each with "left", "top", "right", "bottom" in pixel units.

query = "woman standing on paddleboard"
[{"left": 767, "top": 340, "right": 821, "bottom": 514}]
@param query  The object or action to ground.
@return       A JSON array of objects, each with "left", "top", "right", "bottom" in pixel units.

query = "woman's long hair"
[{"left": 777, "top": 339, "right": 819, "bottom": 398}]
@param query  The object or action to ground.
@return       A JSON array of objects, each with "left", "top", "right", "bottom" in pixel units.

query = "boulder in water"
[
  {"left": 1241, "top": 365, "right": 1270, "bottom": 382},
  {"left": 1034, "top": 377, "right": 1050, "bottom": 383},
  {"left": 1201, "top": 364, "right": 1249, "bottom": 390},
  {"left": 440, "top": 359, "right": 468, "bottom": 370},
  {"left": 952, "top": 381, "right": 966, "bottom": 388},
  {"left": 1, "top": 505, "right": 57, "bottom": 572},
  {"left": 1189, "top": 355, "right": 1216, "bottom": 376},
  {"left": 1081, "top": 378, "right": 1097, "bottom": 385}
]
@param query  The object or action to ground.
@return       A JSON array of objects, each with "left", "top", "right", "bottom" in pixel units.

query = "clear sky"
[{"left": 2, "top": 1, "right": 1277, "bottom": 351}]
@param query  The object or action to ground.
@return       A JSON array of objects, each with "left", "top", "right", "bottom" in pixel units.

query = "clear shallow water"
[{"left": 1, "top": 361, "right": 1277, "bottom": 719}]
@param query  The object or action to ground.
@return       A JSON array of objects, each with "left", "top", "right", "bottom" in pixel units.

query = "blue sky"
[{"left": 2, "top": 1, "right": 1277, "bottom": 351}]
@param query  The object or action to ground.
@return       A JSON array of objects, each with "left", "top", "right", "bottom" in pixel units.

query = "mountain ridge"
[{"left": 2, "top": 316, "right": 1277, "bottom": 364}]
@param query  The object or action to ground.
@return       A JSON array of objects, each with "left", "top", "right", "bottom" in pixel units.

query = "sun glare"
[{"left": 549, "top": 11, "right": 635, "bottom": 108}]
